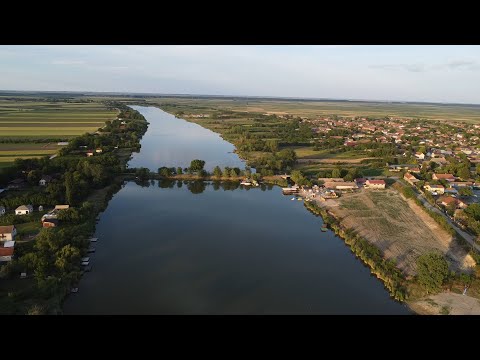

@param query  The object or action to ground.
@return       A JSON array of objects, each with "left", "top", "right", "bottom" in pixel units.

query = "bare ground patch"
[
  {"left": 409, "top": 292, "right": 480, "bottom": 315},
  {"left": 319, "top": 189, "right": 474, "bottom": 275}
]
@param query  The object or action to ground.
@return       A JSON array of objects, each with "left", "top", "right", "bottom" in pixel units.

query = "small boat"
[
  {"left": 71, "top": 288, "right": 79, "bottom": 293},
  {"left": 84, "top": 265, "right": 92, "bottom": 272},
  {"left": 297, "top": 197, "right": 303, "bottom": 201},
  {"left": 291, "top": 197, "right": 295, "bottom": 200},
  {"left": 81, "top": 261, "right": 90, "bottom": 266},
  {"left": 240, "top": 180, "right": 252, "bottom": 186},
  {"left": 321, "top": 224, "right": 328, "bottom": 232},
  {"left": 89, "top": 237, "right": 98, "bottom": 242},
  {"left": 87, "top": 247, "right": 96, "bottom": 253},
  {"left": 81, "top": 257, "right": 90, "bottom": 262}
]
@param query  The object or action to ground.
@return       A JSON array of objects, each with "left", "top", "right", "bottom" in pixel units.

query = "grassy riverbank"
[{"left": 0, "top": 102, "right": 147, "bottom": 314}]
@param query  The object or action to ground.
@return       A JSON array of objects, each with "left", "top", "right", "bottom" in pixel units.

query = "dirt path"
[{"left": 409, "top": 292, "right": 480, "bottom": 315}]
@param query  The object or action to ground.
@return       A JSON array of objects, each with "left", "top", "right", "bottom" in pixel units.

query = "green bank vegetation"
[{"left": 0, "top": 103, "right": 147, "bottom": 314}]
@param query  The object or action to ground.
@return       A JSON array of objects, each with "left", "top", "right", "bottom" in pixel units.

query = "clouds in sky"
[{"left": 1, "top": 45, "right": 480, "bottom": 103}]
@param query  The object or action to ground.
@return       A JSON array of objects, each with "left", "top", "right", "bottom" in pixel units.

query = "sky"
[{"left": 1, "top": 45, "right": 480, "bottom": 104}]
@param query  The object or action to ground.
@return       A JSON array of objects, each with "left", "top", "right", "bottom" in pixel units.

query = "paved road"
[{"left": 414, "top": 189, "right": 480, "bottom": 252}]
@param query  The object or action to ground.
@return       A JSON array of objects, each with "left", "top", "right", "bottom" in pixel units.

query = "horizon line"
[{"left": 1, "top": 89, "right": 480, "bottom": 107}]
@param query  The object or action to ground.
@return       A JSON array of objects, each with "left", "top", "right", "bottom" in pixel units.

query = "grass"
[
  {"left": 16, "top": 221, "right": 42, "bottom": 237},
  {"left": 440, "top": 305, "right": 451, "bottom": 315}
]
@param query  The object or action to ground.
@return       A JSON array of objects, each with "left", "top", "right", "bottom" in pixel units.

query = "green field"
[
  {"left": 0, "top": 98, "right": 117, "bottom": 167},
  {"left": 145, "top": 98, "right": 480, "bottom": 123}
]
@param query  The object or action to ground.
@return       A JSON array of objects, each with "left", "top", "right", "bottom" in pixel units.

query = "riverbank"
[
  {"left": 300, "top": 187, "right": 480, "bottom": 314},
  {"left": 0, "top": 103, "right": 148, "bottom": 314}
]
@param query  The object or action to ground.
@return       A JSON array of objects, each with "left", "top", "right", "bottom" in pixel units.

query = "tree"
[
  {"left": 265, "top": 139, "right": 279, "bottom": 152},
  {"left": 213, "top": 166, "right": 222, "bottom": 178},
  {"left": 464, "top": 203, "right": 480, "bottom": 221},
  {"left": 158, "top": 167, "right": 172, "bottom": 177},
  {"left": 64, "top": 172, "right": 75, "bottom": 205},
  {"left": 457, "top": 166, "right": 471, "bottom": 180},
  {"left": 189, "top": 159, "right": 205, "bottom": 173},
  {"left": 223, "top": 167, "right": 231, "bottom": 177},
  {"left": 135, "top": 167, "right": 150, "bottom": 181},
  {"left": 332, "top": 168, "right": 341, "bottom": 178},
  {"left": 176, "top": 167, "right": 183, "bottom": 175},
  {"left": 458, "top": 187, "right": 473, "bottom": 197},
  {"left": 55, "top": 245, "right": 81, "bottom": 273},
  {"left": 416, "top": 253, "right": 450, "bottom": 293}
]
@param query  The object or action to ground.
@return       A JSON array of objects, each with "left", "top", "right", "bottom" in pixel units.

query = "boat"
[
  {"left": 297, "top": 197, "right": 302, "bottom": 201},
  {"left": 71, "top": 288, "right": 79, "bottom": 293},
  {"left": 321, "top": 224, "right": 328, "bottom": 232},
  {"left": 240, "top": 180, "right": 252, "bottom": 186},
  {"left": 87, "top": 247, "right": 96, "bottom": 253},
  {"left": 291, "top": 197, "right": 295, "bottom": 200},
  {"left": 81, "top": 261, "right": 90, "bottom": 266}
]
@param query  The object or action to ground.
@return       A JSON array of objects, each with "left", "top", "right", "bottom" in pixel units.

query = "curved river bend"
[{"left": 63, "top": 106, "right": 410, "bottom": 314}]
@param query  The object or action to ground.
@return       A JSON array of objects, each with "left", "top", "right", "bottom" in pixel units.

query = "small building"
[
  {"left": 432, "top": 173, "right": 455, "bottom": 182},
  {"left": 404, "top": 172, "right": 419, "bottom": 186},
  {"left": 95, "top": 148, "right": 103, "bottom": 153},
  {"left": 0, "top": 206, "right": 5, "bottom": 216},
  {"left": 0, "top": 225, "right": 17, "bottom": 241},
  {"left": 323, "top": 181, "right": 358, "bottom": 190},
  {"left": 39, "top": 175, "right": 52, "bottom": 186},
  {"left": 424, "top": 184, "right": 445, "bottom": 195},
  {"left": 15, "top": 205, "right": 33, "bottom": 215},
  {"left": 410, "top": 167, "right": 421, "bottom": 173},
  {"left": 42, "top": 219, "right": 59, "bottom": 228},
  {"left": 0, "top": 247, "right": 14, "bottom": 262},
  {"left": 415, "top": 152, "right": 425, "bottom": 160},
  {"left": 365, "top": 179, "right": 386, "bottom": 189},
  {"left": 54, "top": 205, "right": 70, "bottom": 211}
]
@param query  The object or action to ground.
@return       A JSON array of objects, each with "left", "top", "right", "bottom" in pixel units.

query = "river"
[{"left": 63, "top": 106, "right": 410, "bottom": 314}]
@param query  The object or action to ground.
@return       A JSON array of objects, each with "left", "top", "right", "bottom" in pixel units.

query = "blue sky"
[{"left": 1, "top": 45, "right": 480, "bottom": 103}]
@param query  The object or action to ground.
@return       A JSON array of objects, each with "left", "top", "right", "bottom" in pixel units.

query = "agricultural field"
[
  {"left": 145, "top": 97, "right": 480, "bottom": 123},
  {"left": 0, "top": 98, "right": 117, "bottom": 168},
  {"left": 325, "top": 189, "right": 475, "bottom": 275}
]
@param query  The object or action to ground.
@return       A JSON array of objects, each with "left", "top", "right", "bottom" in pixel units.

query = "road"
[{"left": 413, "top": 188, "right": 480, "bottom": 252}]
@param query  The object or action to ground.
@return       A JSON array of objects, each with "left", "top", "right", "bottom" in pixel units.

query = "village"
[{"left": 281, "top": 114, "right": 480, "bottom": 243}]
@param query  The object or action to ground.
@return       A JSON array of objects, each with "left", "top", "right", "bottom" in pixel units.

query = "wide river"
[{"left": 63, "top": 106, "right": 410, "bottom": 314}]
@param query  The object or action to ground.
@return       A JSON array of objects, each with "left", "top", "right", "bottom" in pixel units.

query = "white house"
[
  {"left": 39, "top": 175, "right": 52, "bottom": 186},
  {"left": 15, "top": 205, "right": 33, "bottom": 215},
  {"left": 415, "top": 152, "right": 425, "bottom": 160},
  {"left": 0, "top": 206, "right": 5, "bottom": 216},
  {"left": 0, "top": 225, "right": 17, "bottom": 241},
  {"left": 424, "top": 184, "right": 445, "bottom": 195}
]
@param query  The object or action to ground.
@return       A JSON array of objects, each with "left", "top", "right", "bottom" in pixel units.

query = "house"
[
  {"left": 0, "top": 225, "right": 16, "bottom": 241},
  {"left": 415, "top": 152, "right": 425, "bottom": 160},
  {"left": 95, "top": 148, "right": 103, "bottom": 153},
  {"left": 404, "top": 172, "right": 419, "bottom": 185},
  {"left": 438, "top": 196, "right": 468, "bottom": 209},
  {"left": 0, "top": 206, "right": 5, "bottom": 216},
  {"left": 42, "top": 219, "right": 59, "bottom": 228},
  {"left": 451, "top": 181, "right": 473, "bottom": 188},
  {"left": 323, "top": 182, "right": 358, "bottom": 190},
  {"left": 410, "top": 167, "right": 421, "bottom": 173},
  {"left": 424, "top": 184, "right": 445, "bottom": 195},
  {"left": 39, "top": 175, "right": 52, "bottom": 186},
  {"left": 365, "top": 179, "right": 386, "bottom": 189},
  {"left": 430, "top": 157, "right": 448, "bottom": 165},
  {"left": 432, "top": 173, "right": 456, "bottom": 182},
  {"left": 0, "top": 247, "right": 14, "bottom": 262},
  {"left": 15, "top": 205, "right": 33, "bottom": 215}
]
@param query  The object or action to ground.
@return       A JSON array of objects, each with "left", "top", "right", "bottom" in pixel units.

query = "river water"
[{"left": 63, "top": 106, "right": 410, "bottom": 314}]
